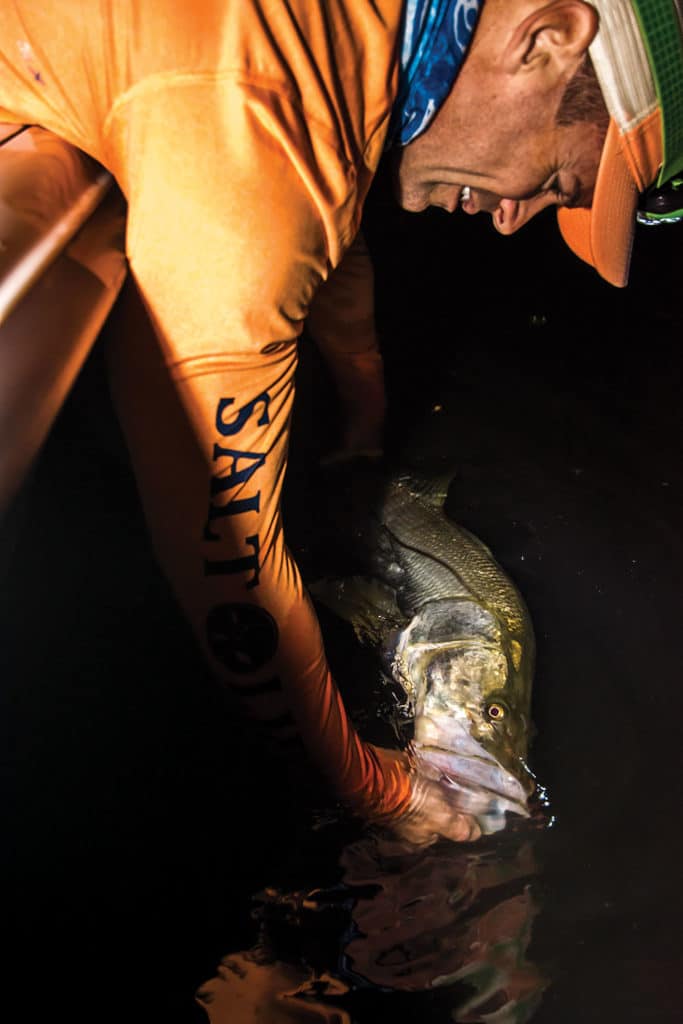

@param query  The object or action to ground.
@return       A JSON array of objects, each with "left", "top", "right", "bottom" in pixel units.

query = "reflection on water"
[
  {"left": 340, "top": 831, "right": 547, "bottom": 1020},
  {"left": 197, "top": 949, "right": 352, "bottom": 1023},
  {"left": 197, "top": 825, "right": 548, "bottom": 1023}
]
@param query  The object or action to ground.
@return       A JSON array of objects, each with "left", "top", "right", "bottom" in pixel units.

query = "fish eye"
[{"left": 487, "top": 702, "right": 506, "bottom": 721}]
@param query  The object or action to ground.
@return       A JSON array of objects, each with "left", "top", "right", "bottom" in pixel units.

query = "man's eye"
[
  {"left": 547, "top": 175, "right": 575, "bottom": 205},
  {"left": 548, "top": 176, "right": 564, "bottom": 198}
]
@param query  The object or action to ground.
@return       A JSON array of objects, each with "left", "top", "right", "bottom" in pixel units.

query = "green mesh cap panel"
[{"left": 633, "top": 0, "right": 683, "bottom": 183}]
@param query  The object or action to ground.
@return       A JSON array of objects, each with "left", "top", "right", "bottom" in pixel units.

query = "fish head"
[{"left": 390, "top": 599, "right": 535, "bottom": 833}]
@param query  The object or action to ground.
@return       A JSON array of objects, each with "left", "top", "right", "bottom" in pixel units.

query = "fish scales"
[
  {"left": 382, "top": 483, "right": 528, "bottom": 640},
  {"left": 387, "top": 545, "right": 472, "bottom": 609}
]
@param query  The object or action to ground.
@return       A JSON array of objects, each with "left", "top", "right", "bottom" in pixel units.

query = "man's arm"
[
  {"left": 106, "top": 76, "right": 478, "bottom": 842},
  {"left": 307, "top": 231, "right": 385, "bottom": 462}
]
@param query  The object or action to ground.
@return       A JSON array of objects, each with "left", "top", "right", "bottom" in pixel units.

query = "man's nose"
[{"left": 492, "top": 194, "right": 556, "bottom": 235}]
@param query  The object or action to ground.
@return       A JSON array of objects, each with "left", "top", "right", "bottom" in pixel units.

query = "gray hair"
[{"left": 556, "top": 54, "right": 610, "bottom": 130}]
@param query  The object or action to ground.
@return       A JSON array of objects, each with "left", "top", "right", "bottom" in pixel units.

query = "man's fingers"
[
  {"left": 392, "top": 811, "right": 479, "bottom": 847},
  {"left": 442, "top": 813, "right": 481, "bottom": 844},
  {"left": 389, "top": 776, "right": 482, "bottom": 847}
]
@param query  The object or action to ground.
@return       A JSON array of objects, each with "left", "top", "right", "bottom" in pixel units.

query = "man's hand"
[
  {"left": 392, "top": 773, "right": 482, "bottom": 847},
  {"left": 371, "top": 746, "right": 482, "bottom": 848}
]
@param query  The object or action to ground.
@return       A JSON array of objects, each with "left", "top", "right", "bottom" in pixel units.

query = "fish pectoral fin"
[{"left": 308, "top": 575, "right": 404, "bottom": 645}]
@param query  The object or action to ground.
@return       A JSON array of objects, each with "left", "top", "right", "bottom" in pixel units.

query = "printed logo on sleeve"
[
  {"left": 202, "top": 392, "right": 271, "bottom": 590},
  {"left": 205, "top": 603, "right": 278, "bottom": 674}
]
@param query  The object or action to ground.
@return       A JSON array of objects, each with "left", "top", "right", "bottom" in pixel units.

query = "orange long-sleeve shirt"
[{"left": 0, "top": 1, "right": 412, "bottom": 818}]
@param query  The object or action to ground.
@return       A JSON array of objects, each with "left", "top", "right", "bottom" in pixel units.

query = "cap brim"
[{"left": 557, "top": 119, "right": 638, "bottom": 288}]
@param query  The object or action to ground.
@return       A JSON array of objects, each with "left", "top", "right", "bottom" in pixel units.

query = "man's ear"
[{"left": 503, "top": 1, "right": 598, "bottom": 81}]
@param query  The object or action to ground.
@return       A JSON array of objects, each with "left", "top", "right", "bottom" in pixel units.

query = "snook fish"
[{"left": 312, "top": 470, "right": 536, "bottom": 835}]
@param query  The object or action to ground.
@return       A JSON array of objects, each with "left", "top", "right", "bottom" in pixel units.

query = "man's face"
[{"left": 395, "top": 36, "right": 606, "bottom": 234}]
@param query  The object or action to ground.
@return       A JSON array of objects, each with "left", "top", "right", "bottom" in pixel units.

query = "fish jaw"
[{"left": 412, "top": 713, "right": 532, "bottom": 835}]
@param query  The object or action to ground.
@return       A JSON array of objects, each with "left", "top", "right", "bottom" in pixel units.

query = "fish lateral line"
[
  {"left": 382, "top": 523, "right": 480, "bottom": 595},
  {"left": 383, "top": 504, "right": 529, "bottom": 639},
  {"left": 382, "top": 522, "right": 522, "bottom": 634}
]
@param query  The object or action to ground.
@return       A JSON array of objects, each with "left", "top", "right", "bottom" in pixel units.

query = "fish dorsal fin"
[
  {"left": 393, "top": 468, "right": 454, "bottom": 511},
  {"left": 309, "top": 575, "right": 405, "bottom": 646}
]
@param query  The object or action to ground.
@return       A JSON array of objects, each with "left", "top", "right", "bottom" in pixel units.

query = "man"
[
  {"left": 0, "top": 0, "right": 679, "bottom": 846},
  {"left": 396, "top": 0, "right": 682, "bottom": 287}
]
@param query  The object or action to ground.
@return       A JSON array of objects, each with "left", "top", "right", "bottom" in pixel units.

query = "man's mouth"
[
  {"left": 460, "top": 185, "right": 478, "bottom": 214},
  {"left": 460, "top": 186, "right": 511, "bottom": 220}
]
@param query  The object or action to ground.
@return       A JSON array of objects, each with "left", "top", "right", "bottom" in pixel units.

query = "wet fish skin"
[{"left": 313, "top": 470, "right": 535, "bottom": 834}]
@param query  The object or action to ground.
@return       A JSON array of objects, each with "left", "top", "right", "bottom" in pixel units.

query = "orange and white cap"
[{"left": 557, "top": 0, "right": 683, "bottom": 286}]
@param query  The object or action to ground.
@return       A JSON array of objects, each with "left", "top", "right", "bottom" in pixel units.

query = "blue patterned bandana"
[{"left": 389, "top": 0, "right": 484, "bottom": 147}]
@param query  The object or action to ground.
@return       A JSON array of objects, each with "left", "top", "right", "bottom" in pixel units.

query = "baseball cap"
[{"left": 557, "top": 0, "right": 683, "bottom": 286}]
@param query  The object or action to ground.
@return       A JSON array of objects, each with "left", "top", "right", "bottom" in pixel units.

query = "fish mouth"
[{"left": 412, "top": 714, "right": 532, "bottom": 835}]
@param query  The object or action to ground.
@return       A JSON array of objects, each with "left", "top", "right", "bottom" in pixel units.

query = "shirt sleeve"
[
  {"left": 307, "top": 230, "right": 386, "bottom": 456},
  {"left": 107, "top": 75, "right": 411, "bottom": 820}
]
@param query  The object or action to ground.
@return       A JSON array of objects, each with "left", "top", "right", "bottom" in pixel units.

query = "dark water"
[{"left": 3, "top": 170, "right": 682, "bottom": 1022}]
